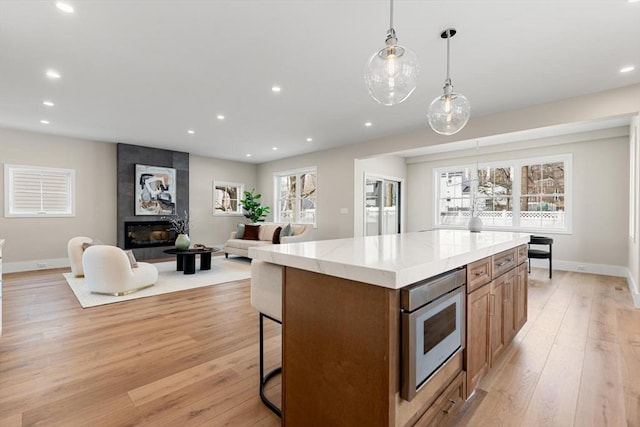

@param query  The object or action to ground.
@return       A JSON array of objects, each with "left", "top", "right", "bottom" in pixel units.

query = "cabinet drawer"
[
  {"left": 492, "top": 248, "right": 517, "bottom": 279},
  {"left": 466, "top": 257, "right": 492, "bottom": 293},
  {"left": 517, "top": 244, "right": 527, "bottom": 266},
  {"left": 414, "top": 371, "right": 466, "bottom": 427}
]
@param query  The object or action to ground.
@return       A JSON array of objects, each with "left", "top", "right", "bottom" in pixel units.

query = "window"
[
  {"left": 434, "top": 154, "right": 571, "bottom": 233},
  {"left": 4, "top": 164, "right": 75, "bottom": 217},
  {"left": 274, "top": 167, "right": 317, "bottom": 225},
  {"left": 213, "top": 181, "right": 244, "bottom": 215}
]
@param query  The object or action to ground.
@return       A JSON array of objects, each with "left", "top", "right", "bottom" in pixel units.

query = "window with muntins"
[
  {"left": 274, "top": 167, "right": 317, "bottom": 225},
  {"left": 434, "top": 154, "right": 571, "bottom": 233},
  {"left": 4, "top": 164, "right": 75, "bottom": 217}
]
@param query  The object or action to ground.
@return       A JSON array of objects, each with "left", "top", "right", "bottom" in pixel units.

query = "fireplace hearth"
[{"left": 124, "top": 221, "right": 177, "bottom": 249}]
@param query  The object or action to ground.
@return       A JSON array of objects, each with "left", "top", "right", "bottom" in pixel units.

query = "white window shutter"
[{"left": 5, "top": 165, "right": 75, "bottom": 217}]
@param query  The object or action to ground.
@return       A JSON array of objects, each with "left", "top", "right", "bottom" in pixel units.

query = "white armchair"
[
  {"left": 67, "top": 236, "right": 93, "bottom": 277},
  {"left": 82, "top": 245, "right": 158, "bottom": 296}
]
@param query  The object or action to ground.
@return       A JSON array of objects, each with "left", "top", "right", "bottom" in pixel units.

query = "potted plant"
[
  {"left": 168, "top": 210, "right": 192, "bottom": 250},
  {"left": 240, "top": 189, "right": 270, "bottom": 222}
]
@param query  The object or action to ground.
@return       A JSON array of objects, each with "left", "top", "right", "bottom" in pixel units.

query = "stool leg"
[
  {"left": 259, "top": 313, "right": 282, "bottom": 417},
  {"left": 528, "top": 257, "right": 531, "bottom": 274}
]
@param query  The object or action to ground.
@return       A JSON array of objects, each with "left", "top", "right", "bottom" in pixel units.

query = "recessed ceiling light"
[
  {"left": 620, "top": 65, "right": 635, "bottom": 73},
  {"left": 306, "top": 137, "right": 313, "bottom": 142},
  {"left": 271, "top": 86, "right": 281, "bottom": 93},
  {"left": 246, "top": 154, "right": 252, "bottom": 157},
  {"left": 40, "top": 119, "right": 50, "bottom": 125},
  {"left": 46, "top": 69, "right": 61, "bottom": 79},
  {"left": 272, "top": 147, "right": 278, "bottom": 151},
  {"left": 216, "top": 114, "right": 225, "bottom": 120},
  {"left": 628, "top": 0, "right": 639, "bottom": 4},
  {"left": 187, "top": 129, "right": 195, "bottom": 134},
  {"left": 365, "top": 122, "right": 373, "bottom": 127},
  {"left": 55, "top": 2, "right": 74, "bottom": 13},
  {"left": 43, "top": 100, "right": 55, "bottom": 107}
]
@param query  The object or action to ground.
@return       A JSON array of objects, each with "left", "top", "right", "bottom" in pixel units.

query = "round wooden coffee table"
[{"left": 163, "top": 247, "right": 220, "bottom": 275}]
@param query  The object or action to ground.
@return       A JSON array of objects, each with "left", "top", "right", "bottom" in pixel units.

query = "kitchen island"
[{"left": 249, "top": 230, "right": 530, "bottom": 426}]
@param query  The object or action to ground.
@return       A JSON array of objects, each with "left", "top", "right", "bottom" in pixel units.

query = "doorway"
[{"left": 364, "top": 176, "right": 402, "bottom": 236}]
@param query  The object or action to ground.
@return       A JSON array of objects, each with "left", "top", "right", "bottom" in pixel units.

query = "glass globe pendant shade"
[
  {"left": 364, "top": 42, "right": 419, "bottom": 106},
  {"left": 427, "top": 84, "right": 471, "bottom": 135}
]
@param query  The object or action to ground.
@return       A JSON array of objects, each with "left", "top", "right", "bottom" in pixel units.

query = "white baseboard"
[
  {"left": 528, "top": 258, "right": 628, "bottom": 277},
  {"left": 626, "top": 273, "right": 640, "bottom": 308},
  {"left": 529, "top": 259, "right": 640, "bottom": 308},
  {"left": 4, "top": 258, "right": 70, "bottom": 274}
]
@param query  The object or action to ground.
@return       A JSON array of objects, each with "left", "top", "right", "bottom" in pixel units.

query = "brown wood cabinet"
[
  {"left": 465, "top": 281, "right": 490, "bottom": 397},
  {"left": 489, "top": 272, "right": 506, "bottom": 364},
  {"left": 465, "top": 245, "right": 528, "bottom": 398},
  {"left": 515, "top": 262, "right": 528, "bottom": 331},
  {"left": 413, "top": 372, "right": 466, "bottom": 427},
  {"left": 502, "top": 268, "right": 517, "bottom": 346}
]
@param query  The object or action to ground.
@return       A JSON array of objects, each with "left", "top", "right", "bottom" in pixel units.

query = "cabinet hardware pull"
[
  {"left": 474, "top": 271, "right": 484, "bottom": 276},
  {"left": 496, "top": 258, "right": 514, "bottom": 267},
  {"left": 489, "top": 294, "right": 495, "bottom": 315},
  {"left": 443, "top": 399, "right": 457, "bottom": 414}
]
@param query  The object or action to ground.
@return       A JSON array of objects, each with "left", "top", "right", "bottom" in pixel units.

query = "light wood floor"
[{"left": 0, "top": 267, "right": 638, "bottom": 426}]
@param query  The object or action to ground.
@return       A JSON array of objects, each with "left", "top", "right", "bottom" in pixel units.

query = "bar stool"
[
  {"left": 528, "top": 235, "right": 553, "bottom": 278},
  {"left": 250, "top": 260, "right": 283, "bottom": 417}
]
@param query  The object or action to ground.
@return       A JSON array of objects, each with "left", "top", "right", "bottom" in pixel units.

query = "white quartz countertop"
[{"left": 249, "top": 230, "right": 530, "bottom": 289}]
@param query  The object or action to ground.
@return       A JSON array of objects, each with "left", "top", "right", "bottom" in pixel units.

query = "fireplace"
[{"left": 124, "top": 221, "right": 177, "bottom": 249}]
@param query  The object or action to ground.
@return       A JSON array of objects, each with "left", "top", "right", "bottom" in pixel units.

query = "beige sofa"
[{"left": 223, "top": 222, "right": 313, "bottom": 258}]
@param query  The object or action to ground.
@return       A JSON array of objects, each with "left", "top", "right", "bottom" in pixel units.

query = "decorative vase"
[
  {"left": 468, "top": 216, "right": 483, "bottom": 233},
  {"left": 175, "top": 233, "right": 190, "bottom": 250}
]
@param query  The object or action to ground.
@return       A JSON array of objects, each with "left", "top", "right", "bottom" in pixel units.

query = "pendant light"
[
  {"left": 364, "top": 0, "right": 419, "bottom": 106},
  {"left": 427, "top": 29, "right": 471, "bottom": 135}
]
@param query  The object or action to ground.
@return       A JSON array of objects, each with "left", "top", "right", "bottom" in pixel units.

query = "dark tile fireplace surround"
[{"left": 117, "top": 144, "right": 189, "bottom": 260}]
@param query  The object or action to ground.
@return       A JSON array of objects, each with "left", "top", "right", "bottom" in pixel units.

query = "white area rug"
[{"left": 63, "top": 257, "right": 251, "bottom": 308}]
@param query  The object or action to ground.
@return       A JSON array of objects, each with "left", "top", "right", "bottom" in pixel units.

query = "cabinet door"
[
  {"left": 465, "top": 284, "right": 491, "bottom": 398},
  {"left": 489, "top": 274, "right": 505, "bottom": 365},
  {"left": 515, "top": 262, "right": 528, "bottom": 332},
  {"left": 503, "top": 269, "right": 516, "bottom": 345}
]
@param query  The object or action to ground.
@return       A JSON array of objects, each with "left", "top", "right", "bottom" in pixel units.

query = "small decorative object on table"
[
  {"left": 167, "top": 210, "right": 192, "bottom": 250},
  {"left": 468, "top": 193, "right": 485, "bottom": 233}
]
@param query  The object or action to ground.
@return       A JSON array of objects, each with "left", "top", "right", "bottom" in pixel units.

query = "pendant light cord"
[
  {"left": 389, "top": 0, "right": 394, "bottom": 31},
  {"left": 446, "top": 29, "right": 451, "bottom": 83}
]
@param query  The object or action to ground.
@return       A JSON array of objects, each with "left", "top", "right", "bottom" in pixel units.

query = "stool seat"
[
  {"left": 528, "top": 235, "right": 553, "bottom": 278},
  {"left": 528, "top": 249, "right": 550, "bottom": 258}
]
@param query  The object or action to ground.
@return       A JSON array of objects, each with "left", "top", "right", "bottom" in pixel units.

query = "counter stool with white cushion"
[{"left": 250, "top": 260, "right": 283, "bottom": 417}]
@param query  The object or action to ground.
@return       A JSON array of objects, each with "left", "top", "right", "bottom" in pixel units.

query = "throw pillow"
[
  {"left": 242, "top": 224, "right": 261, "bottom": 240},
  {"left": 81, "top": 239, "right": 104, "bottom": 251},
  {"left": 279, "top": 223, "right": 292, "bottom": 240},
  {"left": 124, "top": 250, "right": 139, "bottom": 268},
  {"left": 236, "top": 223, "right": 245, "bottom": 239},
  {"left": 272, "top": 226, "right": 282, "bottom": 244}
]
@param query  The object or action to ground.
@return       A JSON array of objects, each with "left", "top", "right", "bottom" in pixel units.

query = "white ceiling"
[{"left": 0, "top": 1, "right": 638, "bottom": 163}]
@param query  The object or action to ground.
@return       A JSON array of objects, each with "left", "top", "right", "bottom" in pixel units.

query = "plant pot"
[
  {"left": 468, "top": 216, "right": 483, "bottom": 233},
  {"left": 175, "top": 233, "right": 190, "bottom": 250}
]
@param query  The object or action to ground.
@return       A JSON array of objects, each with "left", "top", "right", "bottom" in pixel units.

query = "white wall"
[
  {"left": 188, "top": 154, "right": 258, "bottom": 247},
  {"left": 406, "top": 128, "right": 630, "bottom": 269},
  {"left": 256, "top": 84, "right": 640, "bottom": 240},
  {"left": 0, "top": 128, "right": 117, "bottom": 271},
  {"left": 0, "top": 128, "right": 258, "bottom": 272},
  {"left": 353, "top": 155, "right": 407, "bottom": 237},
  {"left": 256, "top": 149, "right": 357, "bottom": 240},
  {"left": 628, "top": 115, "right": 640, "bottom": 305}
]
